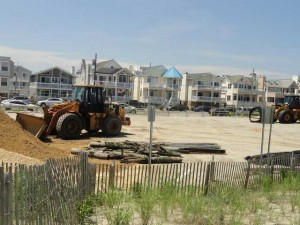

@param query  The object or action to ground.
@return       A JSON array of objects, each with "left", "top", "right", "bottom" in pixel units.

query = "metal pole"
[
  {"left": 211, "top": 75, "right": 214, "bottom": 115},
  {"left": 266, "top": 108, "right": 274, "bottom": 167},
  {"left": 93, "top": 53, "right": 97, "bottom": 85}
]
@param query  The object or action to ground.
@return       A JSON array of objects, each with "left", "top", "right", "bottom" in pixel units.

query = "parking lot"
[{"left": 3, "top": 109, "right": 299, "bottom": 163}]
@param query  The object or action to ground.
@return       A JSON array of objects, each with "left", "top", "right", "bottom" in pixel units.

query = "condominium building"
[
  {"left": 221, "top": 74, "right": 264, "bottom": 108},
  {"left": 180, "top": 72, "right": 225, "bottom": 109},
  {"left": 258, "top": 76, "right": 298, "bottom": 106},
  {"left": 0, "top": 56, "right": 14, "bottom": 98},
  {"left": 133, "top": 65, "right": 182, "bottom": 106},
  {"left": 10, "top": 65, "right": 31, "bottom": 97},
  {"left": 29, "top": 67, "right": 74, "bottom": 101}
]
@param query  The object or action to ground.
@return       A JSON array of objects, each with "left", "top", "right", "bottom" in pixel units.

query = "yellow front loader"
[{"left": 16, "top": 85, "right": 131, "bottom": 139}]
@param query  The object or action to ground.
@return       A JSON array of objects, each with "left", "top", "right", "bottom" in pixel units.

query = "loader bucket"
[{"left": 16, "top": 113, "right": 48, "bottom": 138}]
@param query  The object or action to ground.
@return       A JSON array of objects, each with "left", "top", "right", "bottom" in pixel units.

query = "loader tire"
[
  {"left": 102, "top": 115, "right": 122, "bottom": 137},
  {"left": 278, "top": 110, "right": 293, "bottom": 124},
  {"left": 56, "top": 113, "right": 83, "bottom": 139}
]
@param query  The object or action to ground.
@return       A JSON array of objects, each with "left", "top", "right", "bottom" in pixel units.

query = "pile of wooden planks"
[{"left": 71, "top": 141, "right": 225, "bottom": 164}]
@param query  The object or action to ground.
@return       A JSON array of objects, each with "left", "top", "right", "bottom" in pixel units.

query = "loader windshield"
[{"left": 72, "top": 86, "right": 85, "bottom": 101}]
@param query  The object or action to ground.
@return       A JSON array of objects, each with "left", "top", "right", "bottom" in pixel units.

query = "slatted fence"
[{"left": 1, "top": 153, "right": 300, "bottom": 225}]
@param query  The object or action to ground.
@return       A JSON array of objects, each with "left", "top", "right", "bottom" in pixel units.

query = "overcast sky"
[{"left": 1, "top": 0, "right": 299, "bottom": 79}]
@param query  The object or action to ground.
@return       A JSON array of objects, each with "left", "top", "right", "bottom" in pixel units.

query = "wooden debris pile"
[{"left": 71, "top": 141, "right": 225, "bottom": 164}]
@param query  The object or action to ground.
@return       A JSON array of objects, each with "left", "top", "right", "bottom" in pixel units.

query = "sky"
[{"left": 1, "top": 0, "right": 300, "bottom": 79}]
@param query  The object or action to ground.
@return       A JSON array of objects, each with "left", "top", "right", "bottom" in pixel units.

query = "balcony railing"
[
  {"left": 142, "top": 83, "right": 180, "bottom": 90},
  {"left": 190, "top": 96, "right": 225, "bottom": 103},
  {"left": 10, "top": 86, "right": 29, "bottom": 90},
  {"left": 94, "top": 81, "right": 132, "bottom": 89},
  {"left": 192, "top": 85, "right": 224, "bottom": 91},
  {"left": 142, "top": 83, "right": 163, "bottom": 89},
  {"left": 30, "top": 82, "right": 73, "bottom": 90}
]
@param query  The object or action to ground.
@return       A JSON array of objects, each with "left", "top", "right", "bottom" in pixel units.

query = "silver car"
[
  {"left": 37, "top": 98, "right": 64, "bottom": 107},
  {"left": 0, "top": 100, "right": 37, "bottom": 111}
]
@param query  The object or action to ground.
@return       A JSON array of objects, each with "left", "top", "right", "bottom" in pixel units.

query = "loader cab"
[
  {"left": 72, "top": 86, "right": 105, "bottom": 113},
  {"left": 284, "top": 95, "right": 300, "bottom": 109}
]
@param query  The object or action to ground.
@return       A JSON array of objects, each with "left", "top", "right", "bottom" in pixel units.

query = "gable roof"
[
  {"left": 266, "top": 79, "right": 297, "bottom": 88},
  {"left": 32, "top": 66, "right": 75, "bottom": 77},
  {"left": 96, "top": 59, "right": 122, "bottom": 74},
  {"left": 141, "top": 65, "right": 168, "bottom": 77},
  {"left": 187, "top": 72, "right": 217, "bottom": 80},
  {"left": 162, "top": 67, "right": 182, "bottom": 79}
]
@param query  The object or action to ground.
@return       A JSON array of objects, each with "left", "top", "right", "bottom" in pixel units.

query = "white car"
[
  {"left": 0, "top": 100, "right": 38, "bottom": 111},
  {"left": 37, "top": 98, "right": 64, "bottom": 107},
  {"left": 119, "top": 103, "right": 137, "bottom": 113}
]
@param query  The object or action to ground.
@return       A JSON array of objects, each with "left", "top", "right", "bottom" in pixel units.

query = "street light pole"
[
  {"left": 93, "top": 53, "right": 97, "bottom": 85},
  {"left": 211, "top": 75, "right": 214, "bottom": 112}
]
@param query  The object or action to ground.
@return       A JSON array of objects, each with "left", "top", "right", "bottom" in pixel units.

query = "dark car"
[
  {"left": 194, "top": 105, "right": 211, "bottom": 112},
  {"left": 167, "top": 105, "right": 189, "bottom": 111}
]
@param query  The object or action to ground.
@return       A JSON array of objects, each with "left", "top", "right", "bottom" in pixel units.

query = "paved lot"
[{"left": 6, "top": 110, "right": 299, "bottom": 163}]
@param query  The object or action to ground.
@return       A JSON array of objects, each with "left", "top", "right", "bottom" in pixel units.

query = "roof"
[
  {"left": 95, "top": 59, "right": 122, "bottom": 74},
  {"left": 266, "top": 79, "right": 296, "bottom": 88},
  {"left": 141, "top": 65, "right": 168, "bottom": 77},
  {"left": 32, "top": 66, "right": 75, "bottom": 77},
  {"left": 163, "top": 67, "right": 182, "bottom": 78},
  {"left": 187, "top": 72, "right": 219, "bottom": 80}
]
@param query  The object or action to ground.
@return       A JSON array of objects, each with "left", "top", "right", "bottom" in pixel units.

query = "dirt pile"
[{"left": 0, "top": 111, "right": 69, "bottom": 161}]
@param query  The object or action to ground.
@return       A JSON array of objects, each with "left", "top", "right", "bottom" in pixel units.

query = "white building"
[
  {"left": 0, "top": 56, "right": 14, "bottom": 98},
  {"left": 10, "top": 65, "right": 31, "bottom": 97},
  {"left": 133, "top": 65, "right": 182, "bottom": 106},
  {"left": 29, "top": 67, "right": 75, "bottom": 100},
  {"left": 180, "top": 72, "right": 225, "bottom": 109},
  {"left": 76, "top": 59, "right": 134, "bottom": 103},
  {"left": 221, "top": 74, "right": 263, "bottom": 108},
  {"left": 258, "top": 76, "right": 298, "bottom": 106}
]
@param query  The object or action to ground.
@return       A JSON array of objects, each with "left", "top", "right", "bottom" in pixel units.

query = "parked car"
[
  {"left": 167, "top": 105, "right": 189, "bottom": 111},
  {"left": 37, "top": 98, "right": 64, "bottom": 107},
  {"left": 0, "top": 100, "right": 37, "bottom": 111},
  {"left": 11, "top": 96, "right": 31, "bottom": 104},
  {"left": 210, "top": 108, "right": 230, "bottom": 116},
  {"left": 119, "top": 103, "right": 137, "bottom": 113},
  {"left": 194, "top": 105, "right": 211, "bottom": 112}
]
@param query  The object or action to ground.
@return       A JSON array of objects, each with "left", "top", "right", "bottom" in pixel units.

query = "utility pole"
[
  {"left": 250, "top": 68, "right": 255, "bottom": 108},
  {"left": 93, "top": 53, "right": 97, "bottom": 85},
  {"left": 14, "top": 62, "right": 19, "bottom": 95}
]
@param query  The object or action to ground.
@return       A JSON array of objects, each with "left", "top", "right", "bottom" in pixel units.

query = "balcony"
[
  {"left": 10, "top": 86, "right": 29, "bottom": 90},
  {"left": 190, "top": 96, "right": 225, "bottom": 103},
  {"left": 162, "top": 84, "right": 180, "bottom": 90},
  {"left": 95, "top": 81, "right": 132, "bottom": 89},
  {"left": 141, "top": 96, "right": 165, "bottom": 104},
  {"left": 10, "top": 77, "right": 30, "bottom": 82},
  {"left": 30, "top": 82, "right": 73, "bottom": 90},
  {"left": 142, "top": 83, "right": 163, "bottom": 89}
]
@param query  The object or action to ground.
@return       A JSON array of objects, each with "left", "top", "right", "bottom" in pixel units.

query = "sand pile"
[{"left": 0, "top": 111, "right": 69, "bottom": 161}]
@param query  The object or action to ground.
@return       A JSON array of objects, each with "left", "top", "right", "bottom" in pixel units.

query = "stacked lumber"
[{"left": 70, "top": 141, "right": 225, "bottom": 164}]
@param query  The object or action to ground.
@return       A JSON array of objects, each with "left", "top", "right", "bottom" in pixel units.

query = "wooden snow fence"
[
  {"left": 0, "top": 154, "right": 96, "bottom": 225},
  {"left": 71, "top": 141, "right": 226, "bottom": 164},
  {"left": 1, "top": 153, "right": 300, "bottom": 224}
]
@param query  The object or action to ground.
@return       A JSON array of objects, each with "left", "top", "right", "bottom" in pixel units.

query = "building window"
[
  {"left": 197, "top": 92, "right": 203, "bottom": 96},
  {"left": 22, "top": 73, "right": 27, "bottom": 78},
  {"left": 99, "top": 76, "right": 105, "bottom": 81},
  {"left": 118, "top": 75, "right": 126, "bottom": 83},
  {"left": 268, "top": 97, "right": 275, "bottom": 103},
  {"left": 41, "top": 76, "right": 51, "bottom": 83},
  {"left": 1, "top": 78, "right": 7, "bottom": 86},
  {"left": 149, "top": 90, "right": 154, "bottom": 96},
  {"left": 238, "top": 84, "right": 243, "bottom": 88},
  {"left": 198, "top": 80, "right": 203, "bottom": 86},
  {"left": 61, "top": 78, "right": 69, "bottom": 84},
  {"left": 233, "top": 94, "right": 237, "bottom": 100},
  {"left": 228, "top": 84, "right": 232, "bottom": 89},
  {"left": 1, "top": 62, "right": 8, "bottom": 71},
  {"left": 52, "top": 77, "right": 59, "bottom": 83},
  {"left": 227, "top": 95, "right": 231, "bottom": 101},
  {"left": 214, "top": 82, "right": 219, "bottom": 87}
]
